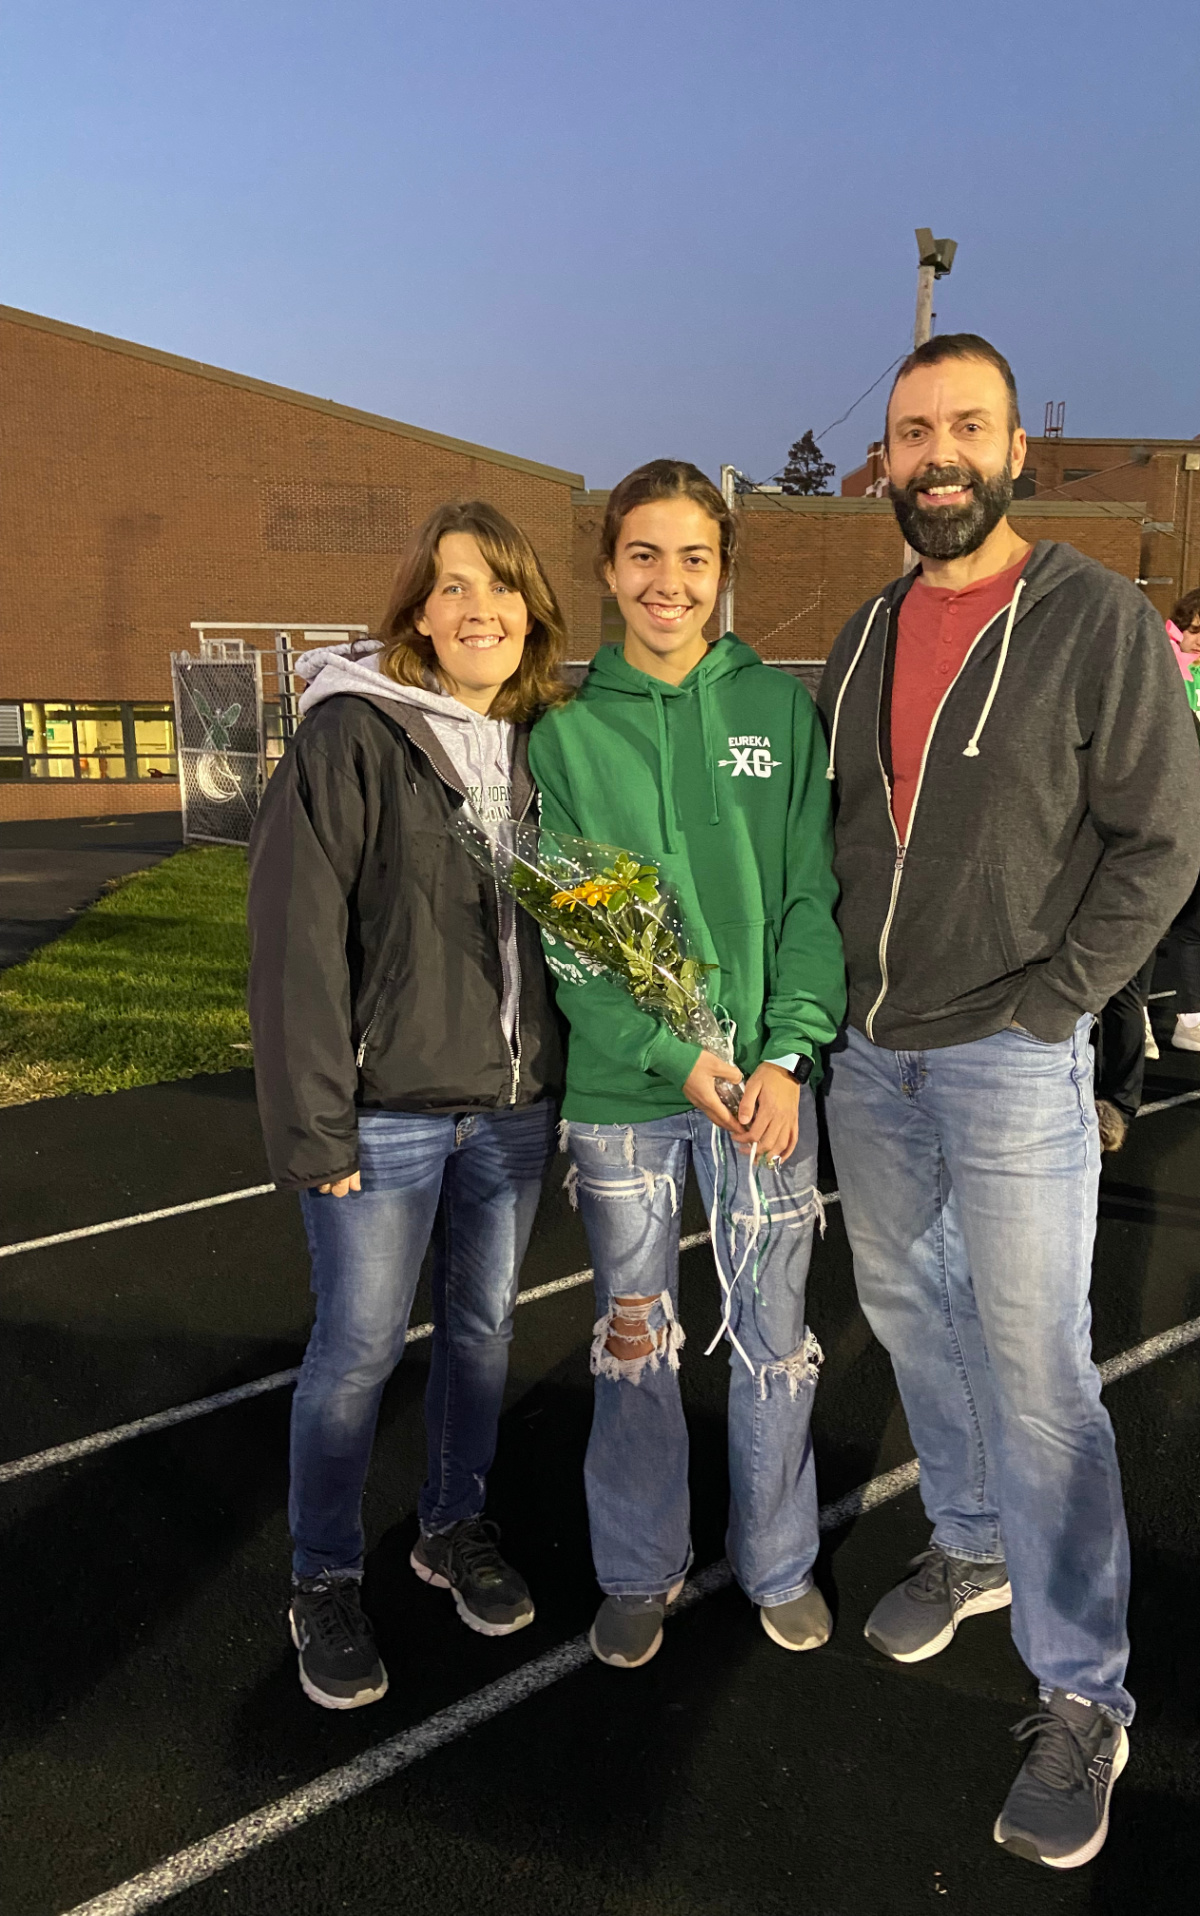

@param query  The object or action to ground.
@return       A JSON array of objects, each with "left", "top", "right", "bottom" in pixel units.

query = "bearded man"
[{"left": 818, "top": 334, "right": 1200, "bottom": 1869}]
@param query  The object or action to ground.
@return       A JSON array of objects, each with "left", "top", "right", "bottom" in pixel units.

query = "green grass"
[{"left": 0, "top": 846, "right": 252, "bottom": 1105}]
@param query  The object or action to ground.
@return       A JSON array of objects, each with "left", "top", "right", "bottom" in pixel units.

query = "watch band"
[{"left": 790, "top": 1055, "right": 814, "bottom": 1087}]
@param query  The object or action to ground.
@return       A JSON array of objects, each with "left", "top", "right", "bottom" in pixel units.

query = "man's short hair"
[{"left": 886, "top": 333, "right": 1021, "bottom": 443}]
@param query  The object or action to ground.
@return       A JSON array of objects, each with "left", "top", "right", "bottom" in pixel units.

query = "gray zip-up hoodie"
[
  {"left": 817, "top": 540, "right": 1200, "bottom": 1050},
  {"left": 296, "top": 642, "right": 522, "bottom": 1047}
]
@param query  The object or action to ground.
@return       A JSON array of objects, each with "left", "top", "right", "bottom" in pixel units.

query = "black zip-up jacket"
[
  {"left": 817, "top": 540, "right": 1200, "bottom": 1051},
  {"left": 247, "top": 692, "right": 563, "bottom": 1190}
]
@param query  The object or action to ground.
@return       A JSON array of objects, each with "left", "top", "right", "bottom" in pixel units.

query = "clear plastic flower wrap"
[{"left": 451, "top": 817, "right": 745, "bottom": 1111}]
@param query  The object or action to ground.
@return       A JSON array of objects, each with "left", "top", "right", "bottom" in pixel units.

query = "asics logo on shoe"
[
  {"left": 1089, "top": 1753, "right": 1113, "bottom": 1799},
  {"left": 1066, "top": 1692, "right": 1094, "bottom": 1708},
  {"left": 952, "top": 1578, "right": 985, "bottom": 1607}
]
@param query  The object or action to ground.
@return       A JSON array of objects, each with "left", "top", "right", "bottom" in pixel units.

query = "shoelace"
[
  {"left": 303, "top": 1580, "right": 373, "bottom": 1655},
  {"left": 444, "top": 1520, "right": 511, "bottom": 1589},
  {"left": 903, "top": 1548, "right": 951, "bottom": 1604},
  {"left": 1009, "top": 1710, "right": 1093, "bottom": 1793}
]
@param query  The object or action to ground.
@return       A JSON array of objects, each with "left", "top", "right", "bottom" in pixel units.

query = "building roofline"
[
  {"left": 1024, "top": 436, "right": 1200, "bottom": 450},
  {"left": 0, "top": 304, "right": 586, "bottom": 488},
  {"left": 575, "top": 491, "right": 1145, "bottom": 519}
]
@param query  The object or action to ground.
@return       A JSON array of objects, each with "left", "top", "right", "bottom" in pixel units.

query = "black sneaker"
[
  {"left": 994, "top": 1689, "right": 1129, "bottom": 1869},
  {"left": 864, "top": 1546, "right": 1011, "bottom": 1662},
  {"left": 411, "top": 1518, "right": 534, "bottom": 1636},
  {"left": 288, "top": 1575, "right": 389, "bottom": 1711}
]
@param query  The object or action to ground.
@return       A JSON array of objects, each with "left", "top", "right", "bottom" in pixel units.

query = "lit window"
[
  {"left": 132, "top": 704, "right": 177, "bottom": 781},
  {"left": 74, "top": 704, "right": 128, "bottom": 780},
  {"left": 0, "top": 701, "right": 177, "bottom": 781}
]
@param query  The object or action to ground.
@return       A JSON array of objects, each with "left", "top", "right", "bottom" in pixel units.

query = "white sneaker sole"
[
  {"left": 590, "top": 1578, "right": 686, "bottom": 1669},
  {"left": 1171, "top": 1035, "right": 1200, "bottom": 1052},
  {"left": 410, "top": 1547, "right": 535, "bottom": 1637},
  {"left": 760, "top": 1603, "right": 833, "bottom": 1652},
  {"left": 289, "top": 1610, "right": 389, "bottom": 1710},
  {"left": 866, "top": 1580, "right": 1013, "bottom": 1663},
  {"left": 994, "top": 1725, "right": 1129, "bottom": 1868}
]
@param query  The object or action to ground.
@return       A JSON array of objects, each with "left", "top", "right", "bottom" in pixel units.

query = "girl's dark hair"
[
  {"left": 596, "top": 459, "right": 737, "bottom": 585},
  {"left": 1172, "top": 586, "right": 1200, "bottom": 630},
  {"left": 377, "top": 500, "right": 571, "bottom": 723}
]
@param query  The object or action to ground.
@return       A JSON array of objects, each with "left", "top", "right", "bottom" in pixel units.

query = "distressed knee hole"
[
  {"left": 590, "top": 1290, "right": 685, "bottom": 1384},
  {"left": 756, "top": 1328, "right": 824, "bottom": 1400}
]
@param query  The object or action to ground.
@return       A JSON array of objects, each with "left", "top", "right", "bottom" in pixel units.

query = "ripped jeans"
[{"left": 565, "top": 1096, "right": 823, "bottom": 1606}]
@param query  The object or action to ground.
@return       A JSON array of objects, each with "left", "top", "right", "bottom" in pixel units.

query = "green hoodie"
[{"left": 528, "top": 636, "right": 846, "bottom": 1123}]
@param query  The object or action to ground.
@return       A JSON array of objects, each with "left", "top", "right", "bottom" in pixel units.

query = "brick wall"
[
  {"left": 570, "top": 495, "right": 1143, "bottom": 665},
  {"left": 0, "top": 308, "right": 581, "bottom": 817}
]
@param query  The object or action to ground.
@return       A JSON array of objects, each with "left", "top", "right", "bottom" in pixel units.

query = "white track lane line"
[
  {"left": 0, "top": 1236, "right": 716, "bottom": 1485},
  {"left": 51, "top": 1461, "right": 921, "bottom": 1916},
  {"left": 1, "top": 1056, "right": 1194, "bottom": 1264},
  {"left": 0, "top": 1184, "right": 278, "bottom": 1262},
  {"left": 1137, "top": 1089, "right": 1200, "bottom": 1116},
  {"left": 59, "top": 1289, "right": 1200, "bottom": 1916}
]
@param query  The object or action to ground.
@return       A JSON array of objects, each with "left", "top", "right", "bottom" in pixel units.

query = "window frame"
[{"left": 0, "top": 700, "right": 178, "bottom": 783}]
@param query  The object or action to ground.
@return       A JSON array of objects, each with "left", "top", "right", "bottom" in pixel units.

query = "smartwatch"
[{"left": 790, "top": 1055, "right": 814, "bottom": 1087}]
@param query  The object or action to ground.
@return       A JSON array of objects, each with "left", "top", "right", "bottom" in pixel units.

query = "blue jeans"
[
  {"left": 290, "top": 1100, "right": 555, "bottom": 1581},
  {"left": 566, "top": 1098, "right": 824, "bottom": 1607},
  {"left": 824, "top": 1019, "right": 1133, "bottom": 1723}
]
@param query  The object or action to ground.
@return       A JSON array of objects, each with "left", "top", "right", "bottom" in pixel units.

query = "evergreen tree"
[{"left": 780, "top": 429, "right": 836, "bottom": 496}]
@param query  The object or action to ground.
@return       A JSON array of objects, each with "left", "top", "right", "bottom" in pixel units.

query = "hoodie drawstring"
[
  {"left": 825, "top": 597, "right": 884, "bottom": 782},
  {"left": 650, "top": 683, "right": 680, "bottom": 853},
  {"left": 698, "top": 671, "right": 721, "bottom": 825},
  {"left": 963, "top": 577, "right": 1025, "bottom": 758}
]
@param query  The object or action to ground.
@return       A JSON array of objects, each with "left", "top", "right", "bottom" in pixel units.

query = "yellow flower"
[{"left": 551, "top": 878, "right": 620, "bottom": 912}]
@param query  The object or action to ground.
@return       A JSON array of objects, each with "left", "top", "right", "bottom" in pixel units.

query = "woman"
[
  {"left": 248, "top": 501, "right": 568, "bottom": 1709},
  {"left": 529, "top": 460, "right": 845, "bottom": 1669}
]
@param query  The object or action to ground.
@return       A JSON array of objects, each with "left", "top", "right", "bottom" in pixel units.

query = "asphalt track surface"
[{"left": 2, "top": 1012, "right": 1200, "bottom": 1915}]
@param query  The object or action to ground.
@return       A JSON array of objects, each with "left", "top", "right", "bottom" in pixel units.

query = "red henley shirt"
[{"left": 890, "top": 551, "right": 1030, "bottom": 842}]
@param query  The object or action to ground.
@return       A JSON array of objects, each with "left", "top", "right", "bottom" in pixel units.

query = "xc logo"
[{"left": 719, "top": 746, "right": 781, "bottom": 778}]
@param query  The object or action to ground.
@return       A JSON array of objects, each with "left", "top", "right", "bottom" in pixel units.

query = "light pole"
[
  {"left": 913, "top": 227, "right": 957, "bottom": 348},
  {"left": 902, "top": 230, "right": 959, "bottom": 568},
  {"left": 719, "top": 464, "right": 738, "bottom": 633}
]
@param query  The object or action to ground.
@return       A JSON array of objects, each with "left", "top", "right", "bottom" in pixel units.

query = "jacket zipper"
[
  {"left": 864, "top": 603, "right": 1014, "bottom": 1043},
  {"left": 355, "top": 1019, "right": 375, "bottom": 1069}
]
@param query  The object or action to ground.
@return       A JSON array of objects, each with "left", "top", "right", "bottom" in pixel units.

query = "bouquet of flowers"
[{"left": 451, "top": 818, "right": 745, "bottom": 1111}]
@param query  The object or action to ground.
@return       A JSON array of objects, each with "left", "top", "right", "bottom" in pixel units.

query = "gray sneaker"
[
  {"left": 760, "top": 1585, "right": 832, "bottom": 1652},
  {"left": 864, "top": 1546, "right": 1011, "bottom": 1662},
  {"left": 994, "top": 1689, "right": 1129, "bottom": 1869},
  {"left": 590, "top": 1579, "right": 685, "bottom": 1669}
]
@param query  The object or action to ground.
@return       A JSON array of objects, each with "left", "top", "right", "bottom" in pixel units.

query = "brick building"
[
  {"left": 0, "top": 305, "right": 582, "bottom": 819},
  {"left": 573, "top": 492, "right": 1143, "bottom": 663},
  {"left": 841, "top": 434, "right": 1200, "bottom": 624},
  {"left": 0, "top": 302, "right": 1185, "bottom": 820}
]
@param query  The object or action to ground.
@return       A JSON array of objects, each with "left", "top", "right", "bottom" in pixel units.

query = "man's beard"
[{"left": 889, "top": 459, "right": 1014, "bottom": 560}]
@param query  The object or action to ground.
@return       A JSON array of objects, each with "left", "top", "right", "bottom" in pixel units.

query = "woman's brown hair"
[
  {"left": 596, "top": 459, "right": 738, "bottom": 585},
  {"left": 377, "top": 500, "right": 572, "bottom": 722}
]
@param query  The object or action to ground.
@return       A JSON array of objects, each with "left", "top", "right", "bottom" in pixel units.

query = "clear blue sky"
[{"left": 4, "top": 1, "right": 1197, "bottom": 487}]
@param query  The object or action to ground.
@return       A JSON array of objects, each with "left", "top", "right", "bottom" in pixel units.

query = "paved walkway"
[{"left": 0, "top": 811, "right": 182, "bottom": 970}]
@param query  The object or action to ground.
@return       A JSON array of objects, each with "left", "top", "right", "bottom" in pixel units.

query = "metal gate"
[
  {"left": 171, "top": 644, "right": 264, "bottom": 846},
  {"left": 172, "top": 624, "right": 370, "bottom": 846}
]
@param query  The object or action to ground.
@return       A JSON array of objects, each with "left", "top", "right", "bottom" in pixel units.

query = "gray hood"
[
  {"left": 297, "top": 641, "right": 515, "bottom": 825},
  {"left": 296, "top": 640, "right": 523, "bottom": 1050}
]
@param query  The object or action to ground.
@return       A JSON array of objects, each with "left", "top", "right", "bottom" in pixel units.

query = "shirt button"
[{"left": 939, "top": 662, "right": 952, "bottom": 674}]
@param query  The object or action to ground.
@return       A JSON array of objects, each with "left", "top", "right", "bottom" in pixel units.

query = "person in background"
[
  {"left": 1164, "top": 590, "right": 1200, "bottom": 1053},
  {"left": 1166, "top": 586, "right": 1200, "bottom": 719},
  {"left": 818, "top": 334, "right": 1200, "bottom": 1869},
  {"left": 1093, "top": 953, "right": 1157, "bottom": 1151},
  {"left": 247, "top": 501, "right": 568, "bottom": 1709}
]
